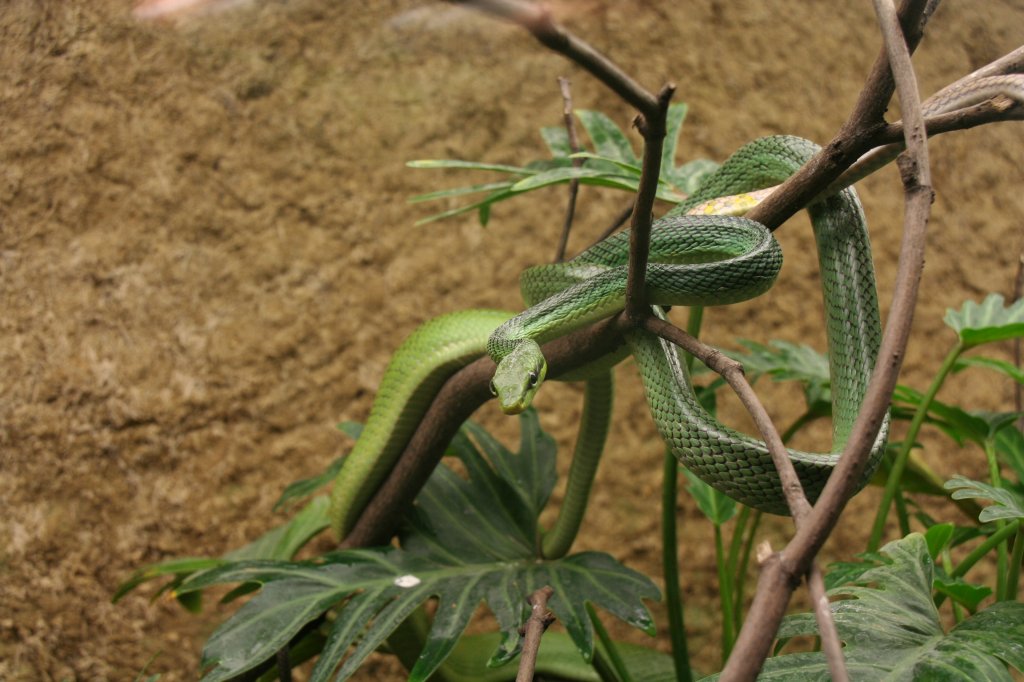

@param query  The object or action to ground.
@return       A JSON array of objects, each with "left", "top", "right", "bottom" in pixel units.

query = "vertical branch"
[
  {"left": 516, "top": 586, "right": 556, "bottom": 682},
  {"left": 554, "top": 77, "right": 583, "bottom": 263},
  {"left": 623, "top": 85, "right": 675, "bottom": 320}
]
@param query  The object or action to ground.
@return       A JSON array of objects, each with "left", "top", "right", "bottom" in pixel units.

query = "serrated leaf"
[
  {"left": 745, "top": 534, "right": 1024, "bottom": 680},
  {"left": 682, "top": 468, "right": 736, "bottom": 525},
  {"left": 944, "top": 475, "right": 1024, "bottom": 523},
  {"left": 933, "top": 573, "right": 992, "bottom": 611},
  {"left": 954, "top": 355, "right": 1024, "bottom": 385},
  {"left": 575, "top": 109, "right": 638, "bottom": 164},
  {"left": 944, "top": 294, "right": 1024, "bottom": 349},
  {"left": 728, "top": 339, "right": 832, "bottom": 410},
  {"left": 179, "top": 412, "right": 658, "bottom": 682}
]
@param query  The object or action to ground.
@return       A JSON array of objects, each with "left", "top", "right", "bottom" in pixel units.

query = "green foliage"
[
  {"left": 945, "top": 476, "right": 1024, "bottom": 523},
  {"left": 408, "top": 103, "right": 717, "bottom": 225},
  {"left": 944, "top": 294, "right": 1024, "bottom": 349},
  {"left": 119, "top": 411, "right": 658, "bottom": 682},
  {"left": 747, "top": 534, "right": 1024, "bottom": 680}
]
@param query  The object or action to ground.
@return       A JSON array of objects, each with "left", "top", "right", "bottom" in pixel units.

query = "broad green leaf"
[
  {"left": 575, "top": 109, "right": 638, "bottom": 164},
  {"left": 405, "top": 159, "right": 536, "bottom": 175},
  {"left": 954, "top": 355, "right": 1024, "bottom": 385},
  {"left": 944, "top": 294, "right": 1024, "bottom": 349},
  {"left": 176, "top": 412, "right": 658, "bottom": 682},
  {"left": 682, "top": 469, "right": 736, "bottom": 525},
  {"left": 729, "top": 339, "right": 831, "bottom": 410},
  {"left": 746, "top": 534, "right": 1024, "bottom": 680},
  {"left": 944, "top": 475, "right": 1024, "bottom": 523}
]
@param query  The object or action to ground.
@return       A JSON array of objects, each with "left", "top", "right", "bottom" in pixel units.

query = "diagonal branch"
[
  {"left": 554, "top": 77, "right": 583, "bottom": 263},
  {"left": 721, "top": 0, "right": 935, "bottom": 677}
]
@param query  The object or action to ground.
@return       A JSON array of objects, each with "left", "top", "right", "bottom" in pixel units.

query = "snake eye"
[
  {"left": 488, "top": 380, "right": 498, "bottom": 397},
  {"left": 528, "top": 371, "right": 539, "bottom": 387}
]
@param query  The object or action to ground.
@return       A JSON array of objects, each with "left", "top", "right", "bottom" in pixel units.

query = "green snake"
[{"left": 329, "top": 135, "right": 888, "bottom": 542}]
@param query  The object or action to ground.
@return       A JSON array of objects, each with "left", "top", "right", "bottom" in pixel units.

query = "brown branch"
[
  {"left": 623, "top": 85, "right": 675, "bottom": 321},
  {"left": 340, "top": 316, "right": 625, "bottom": 549},
  {"left": 516, "top": 586, "right": 557, "bottom": 682},
  {"left": 449, "top": 0, "right": 659, "bottom": 117},
  {"left": 809, "top": 564, "right": 848, "bottom": 682},
  {"left": 720, "top": 0, "right": 936, "bottom": 678},
  {"left": 744, "top": 0, "right": 936, "bottom": 232},
  {"left": 554, "top": 77, "right": 582, "bottom": 263},
  {"left": 638, "top": 317, "right": 812, "bottom": 522}
]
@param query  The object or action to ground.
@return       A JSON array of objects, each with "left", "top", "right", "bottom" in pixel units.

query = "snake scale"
[{"left": 328, "top": 135, "right": 890, "bottom": 540}]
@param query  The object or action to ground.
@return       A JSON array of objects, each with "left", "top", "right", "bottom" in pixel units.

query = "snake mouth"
[{"left": 499, "top": 399, "right": 529, "bottom": 416}]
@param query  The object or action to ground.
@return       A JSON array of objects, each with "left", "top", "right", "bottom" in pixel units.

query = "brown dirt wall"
[{"left": 2, "top": 0, "right": 1023, "bottom": 679}]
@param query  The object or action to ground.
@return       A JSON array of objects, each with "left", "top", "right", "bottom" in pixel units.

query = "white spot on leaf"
[{"left": 394, "top": 574, "right": 421, "bottom": 588}]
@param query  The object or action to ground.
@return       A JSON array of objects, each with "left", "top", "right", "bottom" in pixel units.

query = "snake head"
[{"left": 490, "top": 339, "right": 547, "bottom": 415}]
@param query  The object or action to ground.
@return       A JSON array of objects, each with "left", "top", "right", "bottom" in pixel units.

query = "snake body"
[
  {"left": 330, "top": 135, "right": 888, "bottom": 536},
  {"left": 488, "top": 135, "right": 888, "bottom": 513}
]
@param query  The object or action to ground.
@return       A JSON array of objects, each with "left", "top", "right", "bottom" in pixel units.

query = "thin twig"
[
  {"left": 450, "top": 0, "right": 659, "bottom": 117},
  {"left": 639, "top": 317, "right": 812, "bottom": 523},
  {"left": 1013, "top": 253, "right": 1024, "bottom": 428},
  {"left": 808, "top": 564, "right": 848, "bottom": 682},
  {"left": 517, "top": 586, "right": 556, "bottom": 682},
  {"left": 555, "top": 77, "right": 583, "bottom": 263},
  {"left": 588, "top": 200, "right": 635, "bottom": 248},
  {"left": 623, "top": 85, "right": 675, "bottom": 321}
]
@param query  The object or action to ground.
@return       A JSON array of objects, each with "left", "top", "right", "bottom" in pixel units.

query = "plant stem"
[
  {"left": 1006, "top": 523, "right": 1024, "bottom": 601},
  {"left": 715, "top": 523, "right": 736, "bottom": 663},
  {"left": 661, "top": 451, "right": 694, "bottom": 682},
  {"left": 985, "top": 438, "right": 1010, "bottom": 600},
  {"left": 733, "top": 510, "right": 762, "bottom": 629},
  {"left": 893, "top": 489, "right": 911, "bottom": 537},
  {"left": 868, "top": 343, "right": 963, "bottom": 551},
  {"left": 683, "top": 306, "right": 704, "bottom": 374},
  {"left": 940, "top": 548, "right": 965, "bottom": 623},
  {"left": 725, "top": 506, "right": 751, "bottom": 635},
  {"left": 587, "top": 603, "right": 633, "bottom": 682}
]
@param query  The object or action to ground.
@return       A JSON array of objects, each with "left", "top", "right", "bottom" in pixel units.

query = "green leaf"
[
  {"left": 408, "top": 180, "right": 514, "bottom": 204},
  {"left": 944, "top": 294, "right": 1024, "bottom": 349},
  {"left": 274, "top": 458, "right": 344, "bottom": 511},
  {"left": 509, "top": 165, "right": 636, "bottom": 192},
  {"left": 180, "top": 412, "right": 658, "bottom": 682},
  {"left": 749, "top": 534, "right": 1024, "bottom": 680},
  {"left": 996, "top": 425, "right": 1024, "bottom": 483},
  {"left": 113, "top": 557, "right": 227, "bottom": 604},
  {"left": 954, "top": 355, "right": 1024, "bottom": 385},
  {"left": 575, "top": 109, "right": 638, "bottom": 164},
  {"left": 660, "top": 102, "right": 689, "bottom": 182},
  {"left": 669, "top": 158, "right": 719, "bottom": 195},
  {"left": 924, "top": 523, "right": 955, "bottom": 559},
  {"left": 933, "top": 573, "right": 992, "bottom": 611},
  {"left": 729, "top": 339, "right": 831, "bottom": 410},
  {"left": 405, "top": 159, "right": 535, "bottom": 175},
  {"left": 682, "top": 469, "right": 736, "bottom": 525},
  {"left": 540, "top": 125, "right": 573, "bottom": 158},
  {"left": 226, "top": 496, "right": 331, "bottom": 562},
  {"left": 944, "top": 475, "right": 1024, "bottom": 523},
  {"left": 892, "top": 385, "right": 991, "bottom": 446}
]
